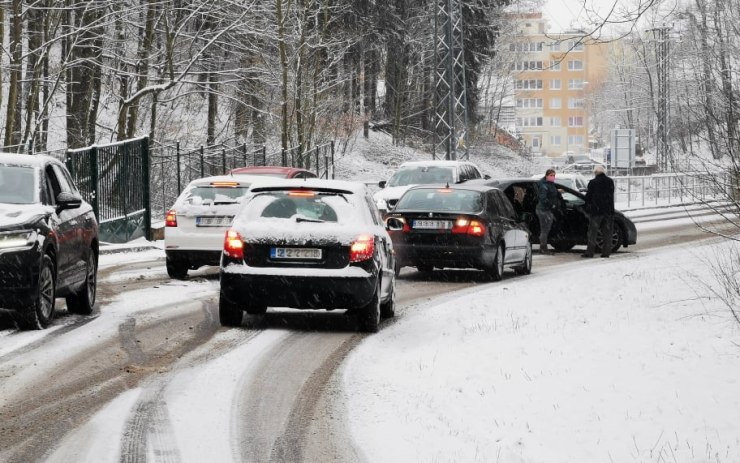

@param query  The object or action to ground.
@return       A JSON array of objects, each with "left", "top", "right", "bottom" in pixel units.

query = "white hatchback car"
[
  {"left": 373, "top": 160, "right": 487, "bottom": 215},
  {"left": 164, "top": 174, "right": 261, "bottom": 278}
]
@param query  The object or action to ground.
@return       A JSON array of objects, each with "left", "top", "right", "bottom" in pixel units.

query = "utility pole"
[
  {"left": 433, "top": 0, "right": 469, "bottom": 160},
  {"left": 649, "top": 26, "right": 671, "bottom": 172}
]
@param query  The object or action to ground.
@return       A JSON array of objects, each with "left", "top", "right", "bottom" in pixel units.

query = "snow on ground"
[{"left": 343, "top": 238, "right": 740, "bottom": 463}]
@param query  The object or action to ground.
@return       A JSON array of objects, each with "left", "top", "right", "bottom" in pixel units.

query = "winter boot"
[{"left": 540, "top": 239, "right": 552, "bottom": 255}]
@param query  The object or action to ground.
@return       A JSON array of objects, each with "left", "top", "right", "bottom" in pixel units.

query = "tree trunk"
[{"left": 4, "top": 0, "right": 23, "bottom": 149}]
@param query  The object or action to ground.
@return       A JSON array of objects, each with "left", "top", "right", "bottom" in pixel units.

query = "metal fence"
[{"left": 614, "top": 172, "right": 732, "bottom": 208}]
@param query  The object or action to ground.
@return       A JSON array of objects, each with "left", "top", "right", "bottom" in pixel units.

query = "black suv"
[{"left": 0, "top": 154, "right": 99, "bottom": 329}]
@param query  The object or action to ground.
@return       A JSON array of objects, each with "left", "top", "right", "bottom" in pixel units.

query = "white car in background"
[
  {"left": 164, "top": 174, "right": 261, "bottom": 279},
  {"left": 373, "top": 160, "right": 488, "bottom": 215}
]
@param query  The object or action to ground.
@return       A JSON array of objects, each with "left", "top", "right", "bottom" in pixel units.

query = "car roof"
[
  {"left": 230, "top": 166, "right": 313, "bottom": 175},
  {"left": 0, "top": 153, "right": 61, "bottom": 168},
  {"left": 247, "top": 178, "right": 367, "bottom": 195},
  {"left": 398, "top": 160, "right": 473, "bottom": 168},
  {"left": 184, "top": 174, "right": 266, "bottom": 187}
]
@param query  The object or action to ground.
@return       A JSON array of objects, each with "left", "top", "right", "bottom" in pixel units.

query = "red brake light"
[
  {"left": 223, "top": 229, "right": 244, "bottom": 259},
  {"left": 211, "top": 181, "right": 239, "bottom": 187},
  {"left": 165, "top": 209, "right": 177, "bottom": 227},
  {"left": 350, "top": 234, "right": 375, "bottom": 263},
  {"left": 288, "top": 190, "right": 315, "bottom": 197},
  {"left": 451, "top": 218, "right": 485, "bottom": 237}
]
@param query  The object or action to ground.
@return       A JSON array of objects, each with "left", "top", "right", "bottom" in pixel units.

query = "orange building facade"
[{"left": 508, "top": 13, "right": 609, "bottom": 158}]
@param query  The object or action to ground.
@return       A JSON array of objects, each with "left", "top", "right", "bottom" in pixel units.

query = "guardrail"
[{"left": 613, "top": 172, "right": 731, "bottom": 209}]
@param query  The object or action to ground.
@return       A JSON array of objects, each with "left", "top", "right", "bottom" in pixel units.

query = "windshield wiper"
[{"left": 295, "top": 216, "right": 324, "bottom": 223}]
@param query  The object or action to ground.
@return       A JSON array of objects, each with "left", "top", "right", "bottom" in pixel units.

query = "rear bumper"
[
  {"left": 220, "top": 266, "right": 378, "bottom": 310},
  {"left": 394, "top": 242, "right": 492, "bottom": 269},
  {"left": 165, "top": 249, "right": 222, "bottom": 269}
]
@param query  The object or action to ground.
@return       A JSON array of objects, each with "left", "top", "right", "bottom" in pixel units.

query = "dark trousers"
[
  {"left": 536, "top": 209, "right": 554, "bottom": 243},
  {"left": 585, "top": 213, "right": 614, "bottom": 257}
]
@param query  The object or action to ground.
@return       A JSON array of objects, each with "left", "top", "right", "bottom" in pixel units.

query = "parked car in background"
[
  {"left": 385, "top": 183, "right": 532, "bottom": 280},
  {"left": 0, "top": 154, "right": 99, "bottom": 329},
  {"left": 374, "top": 160, "right": 488, "bottom": 215},
  {"left": 219, "top": 179, "right": 396, "bottom": 332},
  {"left": 562, "top": 154, "right": 606, "bottom": 174},
  {"left": 530, "top": 172, "right": 589, "bottom": 192},
  {"left": 469, "top": 177, "right": 637, "bottom": 254},
  {"left": 164, "top": 174, "right": 262, "bottom": 278},
  {"left": 229, "top": 165, "right": 317, "bottom": 179}
]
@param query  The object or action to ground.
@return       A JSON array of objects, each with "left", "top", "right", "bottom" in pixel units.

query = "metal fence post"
[
  {"left": 90, "top": 146, "right": 100, "bottom": 222},
  {"left": 142, "top": 137, "right": 152, "bottom": 241},
  {"left": 176, "top": 142, "right": 181, "bottom": 194}
]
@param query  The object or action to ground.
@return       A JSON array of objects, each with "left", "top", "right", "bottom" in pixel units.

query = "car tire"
[
  {"left": 487, "top": 243, "right": 505, "bottom": 281},
  {"left": 358, "top": 281, "right": 381, "bottom": 333},
  {"left": 245, "top": 305, "right": 267, "bottom": 315},
  {"left": 394, "top": 260, "right": 401, "bottom": 277},
  {"left": 219, "top": 291, "right": 243, "bottom": 327},
  {"left": 514, "top": 242, "right": 533, "bottom": 275},
  {"left": 16, "top": 254, "right": 56, "bottom": 330},
  {"left": 551, "top": 240, "right": 576, "bottom": 252},
  {"left": 596, "top": 227, "right": 622, "bottom": 254},
  {"left": 380, "top": 278, "right": 396, "bottom": 319},
  {"left": 66, "top": 250, "right": 97, "bottom": 315},
  {"left": 166, "top": 257, "right": 188, "bottom": 279}
]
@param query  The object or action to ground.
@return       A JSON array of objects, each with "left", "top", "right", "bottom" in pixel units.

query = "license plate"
[
  {"left": 270, "top": 247, "right": 322, "bottom": 260},
  {"left": 413, "top": 219, "right": 452, "bottom": 230},
  {"left": 196, "top": 216, "right": 232, "bottom": 227}
]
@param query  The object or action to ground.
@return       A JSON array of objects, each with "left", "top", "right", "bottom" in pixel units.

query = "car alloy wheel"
[
  {"left": 488, "top": 243, "right": 505, "bottom": 281},
  {"left": 515, "top": 242, "right": 532, "bottom": 275},
  {"left": 16, "top": 255, "right": 56, "bottom": 330},
  {"left": 66, "top": 250, "right": 97, "bottom": 315}
]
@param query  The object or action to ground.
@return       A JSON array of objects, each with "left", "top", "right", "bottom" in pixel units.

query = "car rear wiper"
[{"left": 295, "top": 216, "right": 324, "bottom": 223}]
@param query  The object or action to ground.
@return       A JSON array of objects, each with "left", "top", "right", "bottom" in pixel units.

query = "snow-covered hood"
[
  {"left": 373, "top": 185, "right": 413, "bottom": 207},
  {"left": 0, "top": 203, "right": 51, "bottom": 229}
]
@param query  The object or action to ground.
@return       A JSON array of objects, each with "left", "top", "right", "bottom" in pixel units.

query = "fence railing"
[{"left": 614, "top": 172, "right": 732, "bottom": 209}]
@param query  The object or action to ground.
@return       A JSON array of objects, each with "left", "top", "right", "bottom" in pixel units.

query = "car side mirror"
[
  {"left": 378, "top": 180, "right": 387, "bottom": 188},
  {"left": 56, "top": 191, "right": 82, "bottom": 210},
  {"left": 484, "top": 174, "right": 491, "bottom": 179},
  {"left": 385, "top": 217, "right": 405, "bottom": 231}
]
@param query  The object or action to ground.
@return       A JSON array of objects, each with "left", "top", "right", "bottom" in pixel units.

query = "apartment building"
[{"left": 507, "top": 13, "right": 609, "bottom": 157}]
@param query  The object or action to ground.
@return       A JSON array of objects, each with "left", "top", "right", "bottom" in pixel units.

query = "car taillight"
[
  {"left": 165, "top": 209, "right": 177, "bottom": 227},
  {"left": 350, "top": 234, "right": 375, "bottom": 263},
  {"left": 452, "top": 218, "right": 485, "bottom": 237},
  {"left": 223, "top": 229, "right": 244, "bottom": 259}
]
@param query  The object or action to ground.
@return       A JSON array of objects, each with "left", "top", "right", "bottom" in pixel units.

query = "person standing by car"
[
  {"left": 582, "top": 165, "right": 615, "bottom": 258},
  {"left": 536, "top": 169, "right": 559, "bottom": 254}
]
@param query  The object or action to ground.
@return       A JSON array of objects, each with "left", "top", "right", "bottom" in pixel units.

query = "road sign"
[{"left": 611, "top": 129, "right": 636, "bottom": 169}]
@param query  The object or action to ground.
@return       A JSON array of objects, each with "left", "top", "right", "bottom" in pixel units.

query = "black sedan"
[
  {"left": 0, "top": 154, "right": 99, "bottom": 330},
  {"left": 470, "top": 177, "right": 637, "bottom": 253},
  {"left": 385, "top": 184, "right": 532, "bottom": 280},
  {"left": 219, "top": 179, "right": 396, "bottom": 332}
]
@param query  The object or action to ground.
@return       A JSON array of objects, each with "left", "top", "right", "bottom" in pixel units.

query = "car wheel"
[
  {"left": 358, "top": 281, "right": 381, "bottom": 333},
  {"left": 16, "top": 255, "right": 56, "bottom": 330},
  {"left": 219, "top": 290, "right": 243, "bottom": 327},
  {"left": 514, "top": 242, "right": 533, "bottom": 275},
  {"left": 416, "top": 264, "right": 433, "bottom": 273},
  {"left": 245, "top": 305, "right": 267, "bottom": 315},
  {"left": 551, "top": 240, "right": 575, "bottom": 252},
  {"left": 66, "top": 250, "right": 97, "bottom": 315},
  {"left": 487, "top": 243, "right": 505, "bottom": 281},
  {"left": 380, "top": 277, "right": 396, "bottom": 319},
  {"left": 596, "top": 227, "right": 622, "bottom": 254},
  {"left": 166, "top": 257, "right": 188, "bottom": 279}
]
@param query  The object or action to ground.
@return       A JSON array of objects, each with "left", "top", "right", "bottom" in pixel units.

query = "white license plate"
[
  {"left": 413, "top": 220, "right": 452, "bottom": 230},
  {"left": 196, "top": 216, "right": 232, "bottom": 227},
  {"left": 270, "top": 247, "right": 323, "bottom": 260}
]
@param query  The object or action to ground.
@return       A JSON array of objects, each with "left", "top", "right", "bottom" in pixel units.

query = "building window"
[
  {"left": 568, "top": 79, "right": 585, "bottom": 89},
  {"left": 550, "top": 117, "right": 561, "bottom": 127},
  {"left": 568, "top": 60, "right": 584, "bottom": 71},
  {"left": 568, "top": 135, "right": 585, "bottom": 145},
  {"left": 516, "top": 117, "right": 544, "bottom": 127},
  {"left": 532, "top": 137, "right": 541, "bottom": 148},
  {"left": 550, "top": 79, "right": 561, "bottom": 90},
  {"left": 567, "top": 98, "right": 585, "bottom": 109},
  {"left": 569, "top": 40, "right": 585, "bottom": 51},
  {"left": 516, "top": 79, "right": 543, "bottom": 90},
  {"left": 550, "top": 41, "right": 561, "bottom": 51},
  {"left": 550, "top": 98, "right": 561, "bottom": 109},
  {"left": 517, "top": 98, "right": 542, "bottom": 108},
  {"left": 568, "top": 116, "right": 584, "bottom": 127},
  {"left": 549, "top": 60, "right": 561, "bottom": 71},
  {"left": 550, "top": 135, "right": 562, "bottom": 145}
]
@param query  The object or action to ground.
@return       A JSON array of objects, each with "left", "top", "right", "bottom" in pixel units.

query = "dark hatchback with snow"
[
  {"left": 219, "top": 179, "right": 396, "bottom": 332},
  {"left": 386, "top": 184, "right": 532, "bottom": 279},
  {"left": 0, "top": 154, "right": 99, "bottom": 329}
]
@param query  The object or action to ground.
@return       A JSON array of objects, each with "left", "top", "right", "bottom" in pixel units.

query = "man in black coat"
[{"left": 582, "top": 165, "right": 615, "bottom": 258}]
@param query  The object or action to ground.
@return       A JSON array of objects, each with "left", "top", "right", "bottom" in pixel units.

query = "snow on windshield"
[
  {"left": 0, "top": 165, "right": 38, "bottom": 204},
  {"left": 181, "top": 186, "right": 249, "bottom": 206},
  {"left": 387, "top": 166, "right": 454, "bottom": 187}
]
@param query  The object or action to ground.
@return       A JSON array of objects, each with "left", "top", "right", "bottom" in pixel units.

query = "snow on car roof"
[
  {"left": 246, "top": 178, "right": 368, "bottom": 195},
  {"left": 0, "top": 153, "right": 60, "bottom": 168}
]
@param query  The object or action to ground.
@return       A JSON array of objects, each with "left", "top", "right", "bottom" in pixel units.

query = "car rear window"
[
  {"left": 242, "top": 190, "right": 354, "bottom": 223},
  {"left": 396, "top": 188, "right": 483, "bottom": 212},
  {"left": 0, "top": 166, "right": 37, "bottom": 204},
  {"left": 387, "top": 166, "right": 454, "bottom": 187},
  {"left": 185, "top": 186, "right": 250, "bottom": 205}
]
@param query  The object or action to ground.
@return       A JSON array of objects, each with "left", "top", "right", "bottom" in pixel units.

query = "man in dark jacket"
[
  {"left": 582, "top": 165, "right": 615, "bottom": 258},
  {"left": 536, "top": 169, "right": 560, "bottom": 254}
]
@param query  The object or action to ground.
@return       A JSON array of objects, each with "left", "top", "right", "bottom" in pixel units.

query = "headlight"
[
  {"left": 375, "top": 197, "right": 387, "bottom": 210},
  {"left": 0, "top": 230, "right": 37, "bottom": 249}
]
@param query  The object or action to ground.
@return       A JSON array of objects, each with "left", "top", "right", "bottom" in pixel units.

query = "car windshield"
[
  {"left": 555, "top": 178, "right": 576, "bottom": 189},
  {"left": 0, "top": 165, "right": 37, "bottom": 204},
  {"left": 396, "top": 188, "right": 482, "bottom": 212},
  {"left": 242, "top": 191, "right": 351, "bottom": 223},
  {"left": 387, "top": 166, "right": 454, "bottom": 187},
  {"left": 185, "top": 186, "right": 250, "bottom": 205}
]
